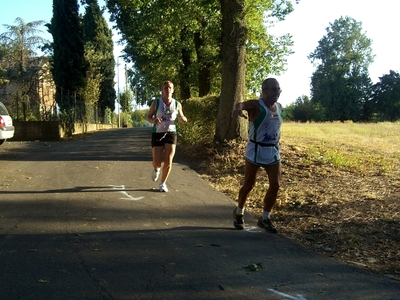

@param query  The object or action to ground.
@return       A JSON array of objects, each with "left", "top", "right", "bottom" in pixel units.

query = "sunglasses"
[{"left": 266, "top": 88, "right": 282, "bottom": 93}]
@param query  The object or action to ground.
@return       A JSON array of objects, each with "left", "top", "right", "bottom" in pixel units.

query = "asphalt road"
[{"left": 0, "top": 127, "right": 399, "bottom": 300}]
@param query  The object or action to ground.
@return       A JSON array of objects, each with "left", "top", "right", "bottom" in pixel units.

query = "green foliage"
[
  {"left": 119, "top": 89, "right": 133, "bottom": 112},
  {"left": 292, "top": 95, "right": 313, "bottom": 122},
  {"left": 107, "top": 0, "right": 295, "bottom": 100},
  {"left": 309, "top": 16, "right": 374, "bottom": 122},
  {"left": 119, "top": 111, "right": 130, "bottom": 127},
  {"left": 130, "top": 109, "right": 148, "bottom": 127},
  {"left": 48, "top": 0, "right": 87, "bottom": 114},
  {"left": 0, "top": 17, "right": 47, "bottom": 120},
  {"left": 81, "top": 44, "right": 103, "bottom": 107},
  {"left": 107, "top": 0, "right": 297, "bottom": 142},
  {"left": 107, "top": 0, "right": 221, "bottom": 101},
  {"left": 177, "top": 95, "right": 219, "bottom": 145},
  {"left": 82, "top": 0, "right": 116, "bottom": 117},
  {"left": 245, "top": 0, "right": 295, "bottom": 93},
  {"left": 104, "top": 107, "right": 113, "bottom": 124},
  {"left": 284, "top": 95, "right": 326, "bottom": 122},
  {"left": 286, "top": 69, "right": 400, "bottom": 122},
  {"left": 371, "top": 70, "right": 400, "bottom": 122},
  {"left": 0, "top": 17, "right": 45, "bottom": 63},
  {"left": 0, "top": 44, "right": 8, "bottom": 85}
]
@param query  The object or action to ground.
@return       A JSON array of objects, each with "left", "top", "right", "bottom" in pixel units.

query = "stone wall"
[{"left": 11, "top": 121, "right": 115, "bottom": 141}]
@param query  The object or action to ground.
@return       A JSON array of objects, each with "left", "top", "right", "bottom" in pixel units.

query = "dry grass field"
[{"left": 179, "top": 121, "right": 400, "bottom": 280}]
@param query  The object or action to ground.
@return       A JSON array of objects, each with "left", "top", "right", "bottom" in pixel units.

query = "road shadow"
[{"left": 0, "top": 127, "right": 155, "bottom": 162}]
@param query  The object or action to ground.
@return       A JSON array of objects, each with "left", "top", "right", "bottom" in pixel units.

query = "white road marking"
[
  {"left": 109, "top": 185, "right": 144, "bottom": 201},
  {"left": 267, "top": 288, "right": 308, "bottom": 300},
  {"left": 245, "top": 226, "right": 262, "bottom": 233}
]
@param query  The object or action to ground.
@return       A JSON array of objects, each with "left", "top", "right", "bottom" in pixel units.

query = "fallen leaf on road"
[{"left": 38, "top": 279, "right": 49, "bottom": 283}]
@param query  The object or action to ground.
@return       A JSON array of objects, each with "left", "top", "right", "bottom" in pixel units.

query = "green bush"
[{"left": 177, "top": 95, "right": 219, "bottom": 145}]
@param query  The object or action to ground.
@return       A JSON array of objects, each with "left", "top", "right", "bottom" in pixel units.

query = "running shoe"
[
  {"left": 233, "top": 208, "right": 244, "bottom": 230},
  {"left": 152, "top": 168, "right": 160, "bottom": 181},
  {"left": 159, "top": 182, "right": 168, "bottom": 192},
  {"left": 257, "top": 216, "right": 278, "bottom": 233}
]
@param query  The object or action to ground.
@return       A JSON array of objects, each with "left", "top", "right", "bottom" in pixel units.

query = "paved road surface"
[{"left": 0, "top": 128, "right": 399, "bottom": 300}]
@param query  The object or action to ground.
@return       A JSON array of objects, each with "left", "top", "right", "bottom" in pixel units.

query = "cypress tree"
[
  {"left": 83, "top": 0, "right": 116, "bottom": 119},
  {"left": 48, "top": 0, "right": 87, "bottom": 115}
]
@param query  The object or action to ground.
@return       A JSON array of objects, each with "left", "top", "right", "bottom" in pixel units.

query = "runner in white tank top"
[
  {"left": 231, "top": 78, "right": 283, "bottom": 233},
  {"left": 245, "top": 98, "right": 283, "bottom": 166},
  {"left": 146, "top": 81, "right": 187, "bottom": 192},
  {"left": 152, "top": 97, "right": 178, "bottom": 133}
]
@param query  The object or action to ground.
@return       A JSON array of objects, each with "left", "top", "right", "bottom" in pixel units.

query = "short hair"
[
  {"left": 162, "top": 80, "right": 174, "bottom": 90},
  {"left": 261, "top": 78, "right": 277, "bottom": 91}
]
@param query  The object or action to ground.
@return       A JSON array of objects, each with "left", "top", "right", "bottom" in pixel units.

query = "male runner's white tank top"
[
  {"left": 152, "top": 98, "right": 178, "bottom": 133},
  {"left": 248, "top": 99, "right": 283, "bottom": 144}
]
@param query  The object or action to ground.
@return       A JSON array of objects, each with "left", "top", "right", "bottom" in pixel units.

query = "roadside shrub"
[{"left": 177, "top": 95, "right": 219, "bottom": 145}]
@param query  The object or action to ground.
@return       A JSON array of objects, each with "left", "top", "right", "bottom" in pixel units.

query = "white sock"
[
  {"left": 262, "top": 211, "right": 271, "bottom": 219},
  {"left": 236, "top": 207, "right": 244, "bottom": 214}
]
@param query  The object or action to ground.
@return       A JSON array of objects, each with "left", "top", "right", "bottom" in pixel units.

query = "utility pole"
[
  {"left": 125, "top": 64, "right": 128, "bottom": 91},
  {"left": 117, "top": 57, "right": 120, "bottom": 128},
  {"left": 125, "top": 64, "right": 131, "bottom": 113}
]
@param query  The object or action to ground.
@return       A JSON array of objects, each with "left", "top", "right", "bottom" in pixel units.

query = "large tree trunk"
[{"left": 216, "top": 0, "right": 247, "bottom": 142}]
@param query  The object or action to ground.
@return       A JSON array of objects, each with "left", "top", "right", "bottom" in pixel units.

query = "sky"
[
  {"left": 267, "top": 0, "right": 400, "bottom": 106},
  {"left": 1, "top": 0, "right": 399, "bottom": 107},
  {"left": 0, "top": 0, "right": 126, "bottom": 87}
]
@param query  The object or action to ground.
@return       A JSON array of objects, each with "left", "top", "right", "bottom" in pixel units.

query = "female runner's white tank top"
[{"left": 152, "top": 98, "right": 178, "bottom": 133}]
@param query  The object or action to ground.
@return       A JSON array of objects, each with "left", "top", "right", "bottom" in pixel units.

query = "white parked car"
[{"left": 0, "top": 101, "right": 15, "bottom": 145}]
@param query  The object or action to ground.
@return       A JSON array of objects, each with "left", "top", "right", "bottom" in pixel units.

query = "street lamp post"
[{"left": 117, "top": 57, "right": 120, "bottom": 128}]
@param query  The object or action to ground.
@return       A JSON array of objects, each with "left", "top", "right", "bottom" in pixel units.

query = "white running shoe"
[
  {"left": 159, "top": 182, "right": 168, "bottom": 192},
  {"left": 152, "top": 168, "right": 160, "bottom": 181}
]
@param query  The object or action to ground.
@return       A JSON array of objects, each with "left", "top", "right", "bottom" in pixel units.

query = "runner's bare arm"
[
  {"left": 177, "top": 103, "right": 187, "bottom": 123},
  {"left": 231, "top": 100, "right": 259, "bottom": 121},
  {"left": 146, "top": 101, "right": 159, "bottom": 124}
]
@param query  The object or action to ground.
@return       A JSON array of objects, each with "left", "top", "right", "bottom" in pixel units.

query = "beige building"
[{"left": 0, "top": 58, "right": 56, "bottom": 120}]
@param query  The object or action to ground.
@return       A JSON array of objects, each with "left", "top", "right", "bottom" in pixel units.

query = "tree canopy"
[
  {"left": 0, "top": 17, "right": 46, "bottom": 120},
  {"left": 106, "top": 0, "right": 296, "bottom": 141},
  {"left": 371, "top": 70, "right": 400, "bottom": 122},
  {"left": 308, "top": 16, "right": 374, "bottom": 121},
  {"left": 106, "top": 0, "right": 294, "bottom": 102}
]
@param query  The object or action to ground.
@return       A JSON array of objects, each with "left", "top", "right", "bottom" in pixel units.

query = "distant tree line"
[{"left": 284, "top": 16, "right": 400, "bottom": 122}]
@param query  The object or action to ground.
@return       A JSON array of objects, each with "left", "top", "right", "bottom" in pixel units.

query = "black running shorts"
[{"left": 151, "top": 132, "right": 177, "bottom": 147}]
